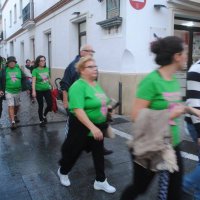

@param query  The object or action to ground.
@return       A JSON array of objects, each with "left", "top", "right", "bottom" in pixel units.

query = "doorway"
[
  {"left": 174, "top": 17, "right": 200, "bottom": 69},
  {"left": 174, "top": 17, "right": 200, "bottom": 99}
]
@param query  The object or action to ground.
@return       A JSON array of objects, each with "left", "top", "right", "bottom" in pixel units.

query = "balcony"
[
  {"left": 22, "top": 2, "right": 35, "bottom": 30},
  {"left": 97, "top": 16, "right": 122, "bottom": 30}
]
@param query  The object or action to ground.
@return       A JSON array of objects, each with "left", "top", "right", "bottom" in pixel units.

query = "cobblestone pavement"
[{"left": 0, "top": 92, "right": 66, "bottom": 129}]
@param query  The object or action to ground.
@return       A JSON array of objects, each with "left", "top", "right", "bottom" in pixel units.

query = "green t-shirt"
[
  {"left": 69, "top": 78, "right": 110, "bottom": 125},
  {"left": 32, "top": 67, "right": 51, "bottom": 91},
  {"left": 5, "top": 67, "right": 22, "bottom": 94},
  {"left": 136, "top": 70, "right": 182, "bottom": 146}
]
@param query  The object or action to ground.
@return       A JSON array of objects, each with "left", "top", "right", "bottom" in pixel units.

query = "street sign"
[{"left": 129, "top": 0, "right": 146, "bottom": 10}]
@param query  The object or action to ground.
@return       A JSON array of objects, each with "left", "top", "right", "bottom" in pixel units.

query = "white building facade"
[{"left": 1, "top": 0, "right": 200, "bottom": 114}]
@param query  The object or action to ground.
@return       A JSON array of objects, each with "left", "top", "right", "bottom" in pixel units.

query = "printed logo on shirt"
[
  {"left": 95, "top": 93, "right": 108, "bottom": 116},
  {"left": 9, "top": 72, "right": 18, "bottom": 82},
  {"left": 162, "top": 92, "right": 181, "bottom": 102},
  {"left": 163, "top": 92, "right": 182, "bottom": 125},
  {"left": 40, "top": 72, "right": 49, "bottom": 83}
]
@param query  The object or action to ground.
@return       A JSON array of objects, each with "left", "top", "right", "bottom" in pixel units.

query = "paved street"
[{"left": 0, "top": 92, "right": 197, "bottom": 200}]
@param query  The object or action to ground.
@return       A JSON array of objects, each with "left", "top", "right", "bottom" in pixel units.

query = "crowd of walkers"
[{"left": 0, "top": 36, "right": 200, "bottom": 199}]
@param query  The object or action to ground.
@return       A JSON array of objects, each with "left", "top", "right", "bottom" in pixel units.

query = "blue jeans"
[{"left": 183, "top": 122, "right": 200, "bottom": 199}]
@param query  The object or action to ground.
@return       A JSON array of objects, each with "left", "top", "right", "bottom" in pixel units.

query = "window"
[
  {"left": 44, "top": 32, "right": 52, "bottom": 75},
  {"left": 10, "top": 41, "right": 14, "bottom": 55},
  {"left": 107, "top": 0, "right": 120, "bottom": 19},
  {"left": 20, "top": 42, "right": 24, "bottom": 65},
  {"left": 4, "top": 19, "right": 6, "bottom": 38},
  {"left": 19, "top": 0, "right": 23, "bottom": 18},
  {"left": 14, "top": 4, "right": 17, "bottom": 23},
  {"left": 78, "top": 21, "right": 86, "bottom": 51},
  {"left": 30, "top": 38, "right": 35, "bottom": 60},
  {"left": 9, "top": 10, "right": 12, "bottom": 27}
]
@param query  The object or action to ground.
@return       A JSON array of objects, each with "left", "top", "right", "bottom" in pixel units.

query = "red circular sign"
[{"left": 130, "top": 0, "right": 147, "bottom": 10}]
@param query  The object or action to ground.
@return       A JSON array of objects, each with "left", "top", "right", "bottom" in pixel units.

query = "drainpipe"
[{"left": 30, "top": 0, "right": 34, "bottom": 20}]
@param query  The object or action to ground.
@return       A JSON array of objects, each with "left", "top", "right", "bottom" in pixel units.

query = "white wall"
[
  {"left": 124, "top": 0, "right": 172, "bottom": 73},
  {"left": 2, "top": 0, "right": 200, "bottom": 73},
  {"left": 2, "top": 0, "right": 33, "bottom": 38},
  {"left": 33, "top": 0, "right": 60, "bottom": 18},
  {"left": 87, "top": 0, "right": 126, "bottom": 73}
]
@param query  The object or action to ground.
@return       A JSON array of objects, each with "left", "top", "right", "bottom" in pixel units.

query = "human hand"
[
  {"left": 90, "top": 126, "right": 103, "bottom": 141},
  {"left": 170, "top": 104, "right": 186, "bottom": 119},
  {"left": 187, "top": 107, "right": 200, "bottom": 118},
  {"left": 63, "top": 101, "right": 68, "bottom": 109}
]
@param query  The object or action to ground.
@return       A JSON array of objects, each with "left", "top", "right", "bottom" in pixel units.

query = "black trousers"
[
  {"left": 0, "top": 98, "right": 3, "bottom": 118},
  {"left": 36, "top": 90, "right": 52, "bottom": 121},
  {"left": 59, "top": 115, "right": 105, "bottom": 182},
  {"left": 120, "top": 145, "right": 183, "bottom": 200}
]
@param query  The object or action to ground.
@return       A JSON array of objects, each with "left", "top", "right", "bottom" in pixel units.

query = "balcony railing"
[{"left": 22, "top": 2, "right": 35, "bottom": 29}]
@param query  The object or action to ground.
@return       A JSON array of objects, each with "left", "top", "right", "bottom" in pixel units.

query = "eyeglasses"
[
  {"left": 84, "top": 65, "right": 98, "bottom": 69},
  {"left": 40, "top": 60, "right": 46, "bottom": 62},
  {"left": 82, "top": 50, "right": 95, "bottom": 53}
]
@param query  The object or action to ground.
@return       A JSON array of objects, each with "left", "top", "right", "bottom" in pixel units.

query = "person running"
[
  {"left": 32, "top": 55, "right": 52, "bottom": 127},
  {"left": 0, "top": 56, "right": 28, "bottom": 130},
  {"left": 120, "top": 36, "right": 199, "bottom": 200},
  {"left": 58, "top": 56, "right": 116, "bottom": 193}
]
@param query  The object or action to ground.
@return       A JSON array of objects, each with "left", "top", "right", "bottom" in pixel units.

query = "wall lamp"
[{"left": 154, "top": 4, "right": 167, "bottom": 9}]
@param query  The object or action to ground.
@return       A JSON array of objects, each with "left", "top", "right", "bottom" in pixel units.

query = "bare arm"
[
  {"left": 62, "top": 90, "right": 68, "bottom": 109},
  {"left": 32, "top": 77, "right": 36, "bottom": 98},
  {"left": 132, "top": 98, "right": 186, "bottom": 121},
  {"left": 186, "top": 106, "right": 200, "bottom": 117},
  {"left": 74, "top": 108, "right": 103, "bottom": 141},
  {"left": 131, "top": 98, "right": 150, "bottom": 121}
]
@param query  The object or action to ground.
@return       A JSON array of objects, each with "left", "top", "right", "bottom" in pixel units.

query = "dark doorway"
[{"left": 174, "top": 17, "right": 200, "bottom": 69}]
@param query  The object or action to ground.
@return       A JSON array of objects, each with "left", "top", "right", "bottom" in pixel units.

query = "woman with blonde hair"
[{"left": 57, "top": 56, "right": 116, "bottom": 193}]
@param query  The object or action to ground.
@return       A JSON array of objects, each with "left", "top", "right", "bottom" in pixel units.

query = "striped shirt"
[{"left": 185, "top": 60, "right": 200, "bottom": 137}]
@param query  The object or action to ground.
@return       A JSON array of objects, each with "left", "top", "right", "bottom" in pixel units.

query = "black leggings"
[
  {"left": 59, "top": 115, "right": 105, "bottom": 182},
  {"left": 36, "top": 90, "right": 52, "bottom": 121},
  {"left": 120, "top": 145, "right": 183, "bottom": 200}
]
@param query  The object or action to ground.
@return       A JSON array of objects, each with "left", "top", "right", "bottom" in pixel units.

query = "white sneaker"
[
  {"left": 94, "top": 178, "right": 116, "bottom": 193},
  {"left": 57, "top": 167, "right": 71, "bottom": 186}
]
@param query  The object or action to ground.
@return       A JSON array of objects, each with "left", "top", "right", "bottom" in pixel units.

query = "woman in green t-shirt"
[
  {"left": 58, "top": 56, "right": 116, "bottom": 193},
  {"left": 120, "top": 36, "right": 200, "bottom": 200},
  {"left": 32, "top": 55, "right": 52, "bottom": 127}
]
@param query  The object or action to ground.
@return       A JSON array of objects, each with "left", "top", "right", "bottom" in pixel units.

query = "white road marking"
[{"left": 111, "top": 128, "right": 199, "bottom": 162}]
